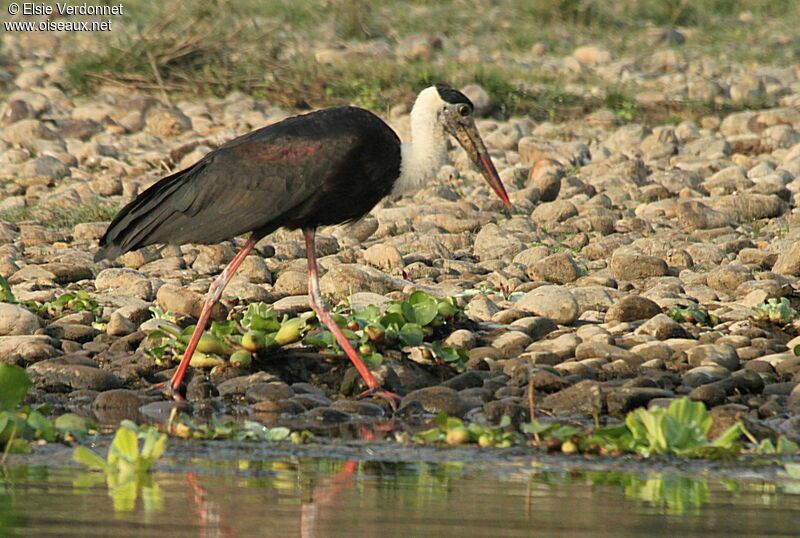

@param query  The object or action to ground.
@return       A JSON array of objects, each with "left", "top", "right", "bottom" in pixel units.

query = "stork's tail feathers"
[{"left": 94, "top": 165, "right": 202, "bottom": 262}]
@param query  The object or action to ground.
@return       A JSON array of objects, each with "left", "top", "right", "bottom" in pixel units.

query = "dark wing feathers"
[{"left": 95, "top": 107, "right": 384, "bottom": 261}]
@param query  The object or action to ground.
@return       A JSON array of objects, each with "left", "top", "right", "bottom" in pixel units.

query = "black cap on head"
[{"left": 435, "top": 83, "right": 473, "bottom": 110}]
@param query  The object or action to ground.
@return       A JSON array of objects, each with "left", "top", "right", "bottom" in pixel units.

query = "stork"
[{"left": 96, "top": 84, "right": 512, "bottom": 403}]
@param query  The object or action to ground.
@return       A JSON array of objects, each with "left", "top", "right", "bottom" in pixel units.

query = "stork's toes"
[
  {"left": 357, "top": 387, "right": 402, "bottom": 410},
  {"left": 149, "top": 381, "right": 186, "bottom": 401}
]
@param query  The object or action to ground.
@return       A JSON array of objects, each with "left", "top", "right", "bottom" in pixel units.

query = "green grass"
[
  {"left": 0, "top": 204, "right": 119, "bottom": 230},
  {"left": 57, "top": 0, "right": 800, "bottom": 124}
]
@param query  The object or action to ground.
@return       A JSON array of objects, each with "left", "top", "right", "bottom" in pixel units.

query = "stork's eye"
[{"left": 457, "top": 104, "right": 470, "bottom": 117}]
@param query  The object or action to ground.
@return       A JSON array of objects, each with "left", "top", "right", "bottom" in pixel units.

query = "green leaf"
[
  {"left": 363, "top": 352, "right": 383, "bottom": 368},
  {"left": 265, "top": 427, "right": 291, "bottom": 441},
  {"left": 522, "top": 421, "right": 552, "bottom": 435},
  {"left": 55, "top": 413, "right": 91, "bottom": 440},
  {"left": 303, "top": 330, "right": 335, "bottom": 349},
  {"left": 398, "top": 323, "right": 424, "bottom": 346},
  {"left": 353, "top": 305, "right": 381, "bottom": 324},
  {"left": 785, "top": 463, "right": 800, "bottom": 480},
  {"left": 709, "top": 423, "right": 744, "bottom": 450},
  {"left": 401, "top": 292, "right": 439, "bottom": 326},
  {"left": 73, "top": 446, "right": 109, "bottom": 471},
  {"left": 0, "top": 275, "right": 15, "bottom": 303},
  {"left": 210, "top": 320, "right": 238, "bottom": 339},
  {"left": 0, "top": 364, "right": 32, "bottom": 411},
  {"left": 109, "top": 427, "right": 139, "bottom": 466},
  {"left": 379, "top": 312, "right": 406, "bottom": 330},
  {"left": 27, "top": 409, "right": 55, "bottom": 442},
  {"left": 241, "top": 303, "right": 281, "bottom": 332},
  {"left": 140, "top": 429, "right": 167, "bottom": 464}
]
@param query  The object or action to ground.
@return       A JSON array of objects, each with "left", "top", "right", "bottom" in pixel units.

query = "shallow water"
[{"left": 3, "top": 443, "right": 800, "bottom": 537}]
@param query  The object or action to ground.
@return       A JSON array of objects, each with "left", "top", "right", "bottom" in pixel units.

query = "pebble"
[{"left": 515, "top": 286, "right": 579, "bottom": 325}]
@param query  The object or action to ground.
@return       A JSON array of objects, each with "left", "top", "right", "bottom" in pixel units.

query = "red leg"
[
  {"left": 168, "top": 235, "right": 258, "bottom": 396},
  {"left": 303, "top": 228, "right": 400, "bottom": 407}
]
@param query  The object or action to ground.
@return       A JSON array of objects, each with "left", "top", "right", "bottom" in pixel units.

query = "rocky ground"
[{"left": 3, "top": 15, "right": 800, "bottom": 441}]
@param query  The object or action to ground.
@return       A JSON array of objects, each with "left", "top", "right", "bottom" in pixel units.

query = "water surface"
[{"left": 3, "top": 443, "right": 800, "bottom": 537}]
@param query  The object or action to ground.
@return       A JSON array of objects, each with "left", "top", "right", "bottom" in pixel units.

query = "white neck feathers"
[{"left": 392, "top": 87, "right": 449, "bottom": 195}]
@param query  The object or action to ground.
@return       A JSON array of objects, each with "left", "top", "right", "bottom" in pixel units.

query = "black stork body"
[{"left": 96, "top": 84, "right": 511, "bottom": 403}]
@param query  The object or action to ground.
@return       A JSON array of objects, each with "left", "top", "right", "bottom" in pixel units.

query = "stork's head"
[{"left": 412, "top": 84, "right": 511, "bottom": 208}]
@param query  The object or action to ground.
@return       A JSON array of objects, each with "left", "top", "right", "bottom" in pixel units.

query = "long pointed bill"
[{"left": 453, "top": 123, "right": 512, "bottom": 208}]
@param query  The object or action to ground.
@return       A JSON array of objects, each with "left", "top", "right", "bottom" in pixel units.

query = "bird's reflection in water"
[
  {"left": 185, "top": 472, "right": 233, "bottom": 538},
  {"left": 301, "top": 460, "right": 358, "bottom": 538}
]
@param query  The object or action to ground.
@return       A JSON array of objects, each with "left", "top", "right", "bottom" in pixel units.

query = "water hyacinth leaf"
[
  {"left": 399, "top": 323, "right": 424, "bottom": 346},
  {"left": 436, "top": 298, "right": 458, "bottom": 318},
  {"left": 708, "top": 422, "right": 746, "bottom": 450},
  {"left": 141, "top": 482, "right": 165, "bottom": 514},
  {"left": 109, "top": 427, "right": 139, "bottom": 467},
  {"left": 401, "top": 291, "right": 439, "bottom": 326},
  {"left": 303, "top": 330, "right": 335, "bottom": 348},
  {"left": 27, "top": 409, "right": 55, "bottom": 442},
  {"left": 265, "top": 427, "right": 291, "bottom": 441},
  {"left": 379, "top": 312, "right": 406, "bottom": 330},
  {"left": 0, "top": 364, "right": 33, "bottom": 412},
  {"left": 363, "top": 352, "right": 384, "bottom": 368},
  {"left": 354, "top": 305, "right": 381, "bottom": 324},
  {"left": 55, "top": 413, "right": 91, "bottom": 440},
  {"left": 73, "top": 446, "right": 109, "bottom": 471},
  {"left": 331, "top": 313, "right": 348, "bottom": 327},
  {"left": 786, "top": 463, "right": 800, "bottom": 480},
  {"left": 242, "top": 303, "right": 281, "bottom": 332},
  {"left": 140, "top": 429, "right": 167, "bottom": 466},
  {"left": 210, "top": 320, "right": 238, "bottom": 339},
  {"left": 110, "top": 479, "right": 139, "bottom": 512}
]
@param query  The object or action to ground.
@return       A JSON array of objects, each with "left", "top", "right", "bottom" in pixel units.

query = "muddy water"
[{"left": 3, "top": 443, "right": 800, "bottom": 537}]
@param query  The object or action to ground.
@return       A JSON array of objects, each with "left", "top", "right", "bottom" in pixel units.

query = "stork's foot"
[
  {"left": 357, "top": 387, "right": 402, "bottom": 410},
  {"left": 149, "top": 381, "right": 186, "bottom": 401}
]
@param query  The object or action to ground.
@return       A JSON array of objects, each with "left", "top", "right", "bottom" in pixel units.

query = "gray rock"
[
  {"left": 687, "top": 344, "right": 740, "bottom": 371},
  {"left": 22, "top": 155, "right": 69, "bottom": 183},
  {"left": 273, "top": 270, "right": 308, "bottom": 295},
  {"left": 541, "top": 380, "right": 604, "bottom": 415},
  {"left": 363, "top": 243, "right": 404, "bottom": 274},
  {"left": 528, "top": 161, "right": 562, "bottom": 202},
  {"left": 682, "top": 365, "right": 730, "bottom": 388},
  {"left": 607, "top": 387, "right": 674, "bottom": 414},
  {"left": 106, "top": 311, "right": 137, "bottom": 337},
  {"left": 515, "top": 285, "right": 579, "bottom": 325},
  {"left": 529, "top": 252, "right": 581, "bottom": 284},
  {"left": 92, "top": 389, "right": 141, "bottom": 424},
  {"left": 706, "top": 264, "right": 752, "bottom": 292},
  {"left": 473, "top": 223, "right": 525, "bottom": 260},
  {"left": 28, "top": 358, "right": 121, "bottom": 391},
  {"left": 711, "top": 194, "right": 786, "bottom": 221},
  {"left": 444, "top": 329, "right": 477, "bottom": 349},
  {"left": 0, "top": 335, "right": 56, "bottom": 364},
  {"left": 95, "top": 267, "right": 153, "bottom": 300},
  {"left": 0, "top": 303, "right": 40, "bottom": 335},
  {"left": 400, "top": 386, "right": 469, "bottom": 417},
  {"left": 773, "top": 244, "right": 800, "bottom": 276},
  {"left": 509, "top": 316, "right": 558, "bottom": 339},
  {"left": 605, "top": 295, "right": 662, "bottom": 322},
  {"left": 635, "top": 314, "right": 691, "bottom": 340},
  {"left": 319, "top": 264, "right": 401, "bottom": 297},
  {"left": 155, "top": 284, "right": 225, "bottom": 320},
  {"left": 676, "top": 200, "right": 733, "bottom": 230},
  {"left": 610, "top": 251, "right": 668, "bottom": 280},
  {"left": 689, "top": 378, "right": 734, "bottom": 407},
  {"left": 531, "top": 200, "right": 578, "bottom": 224}
]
